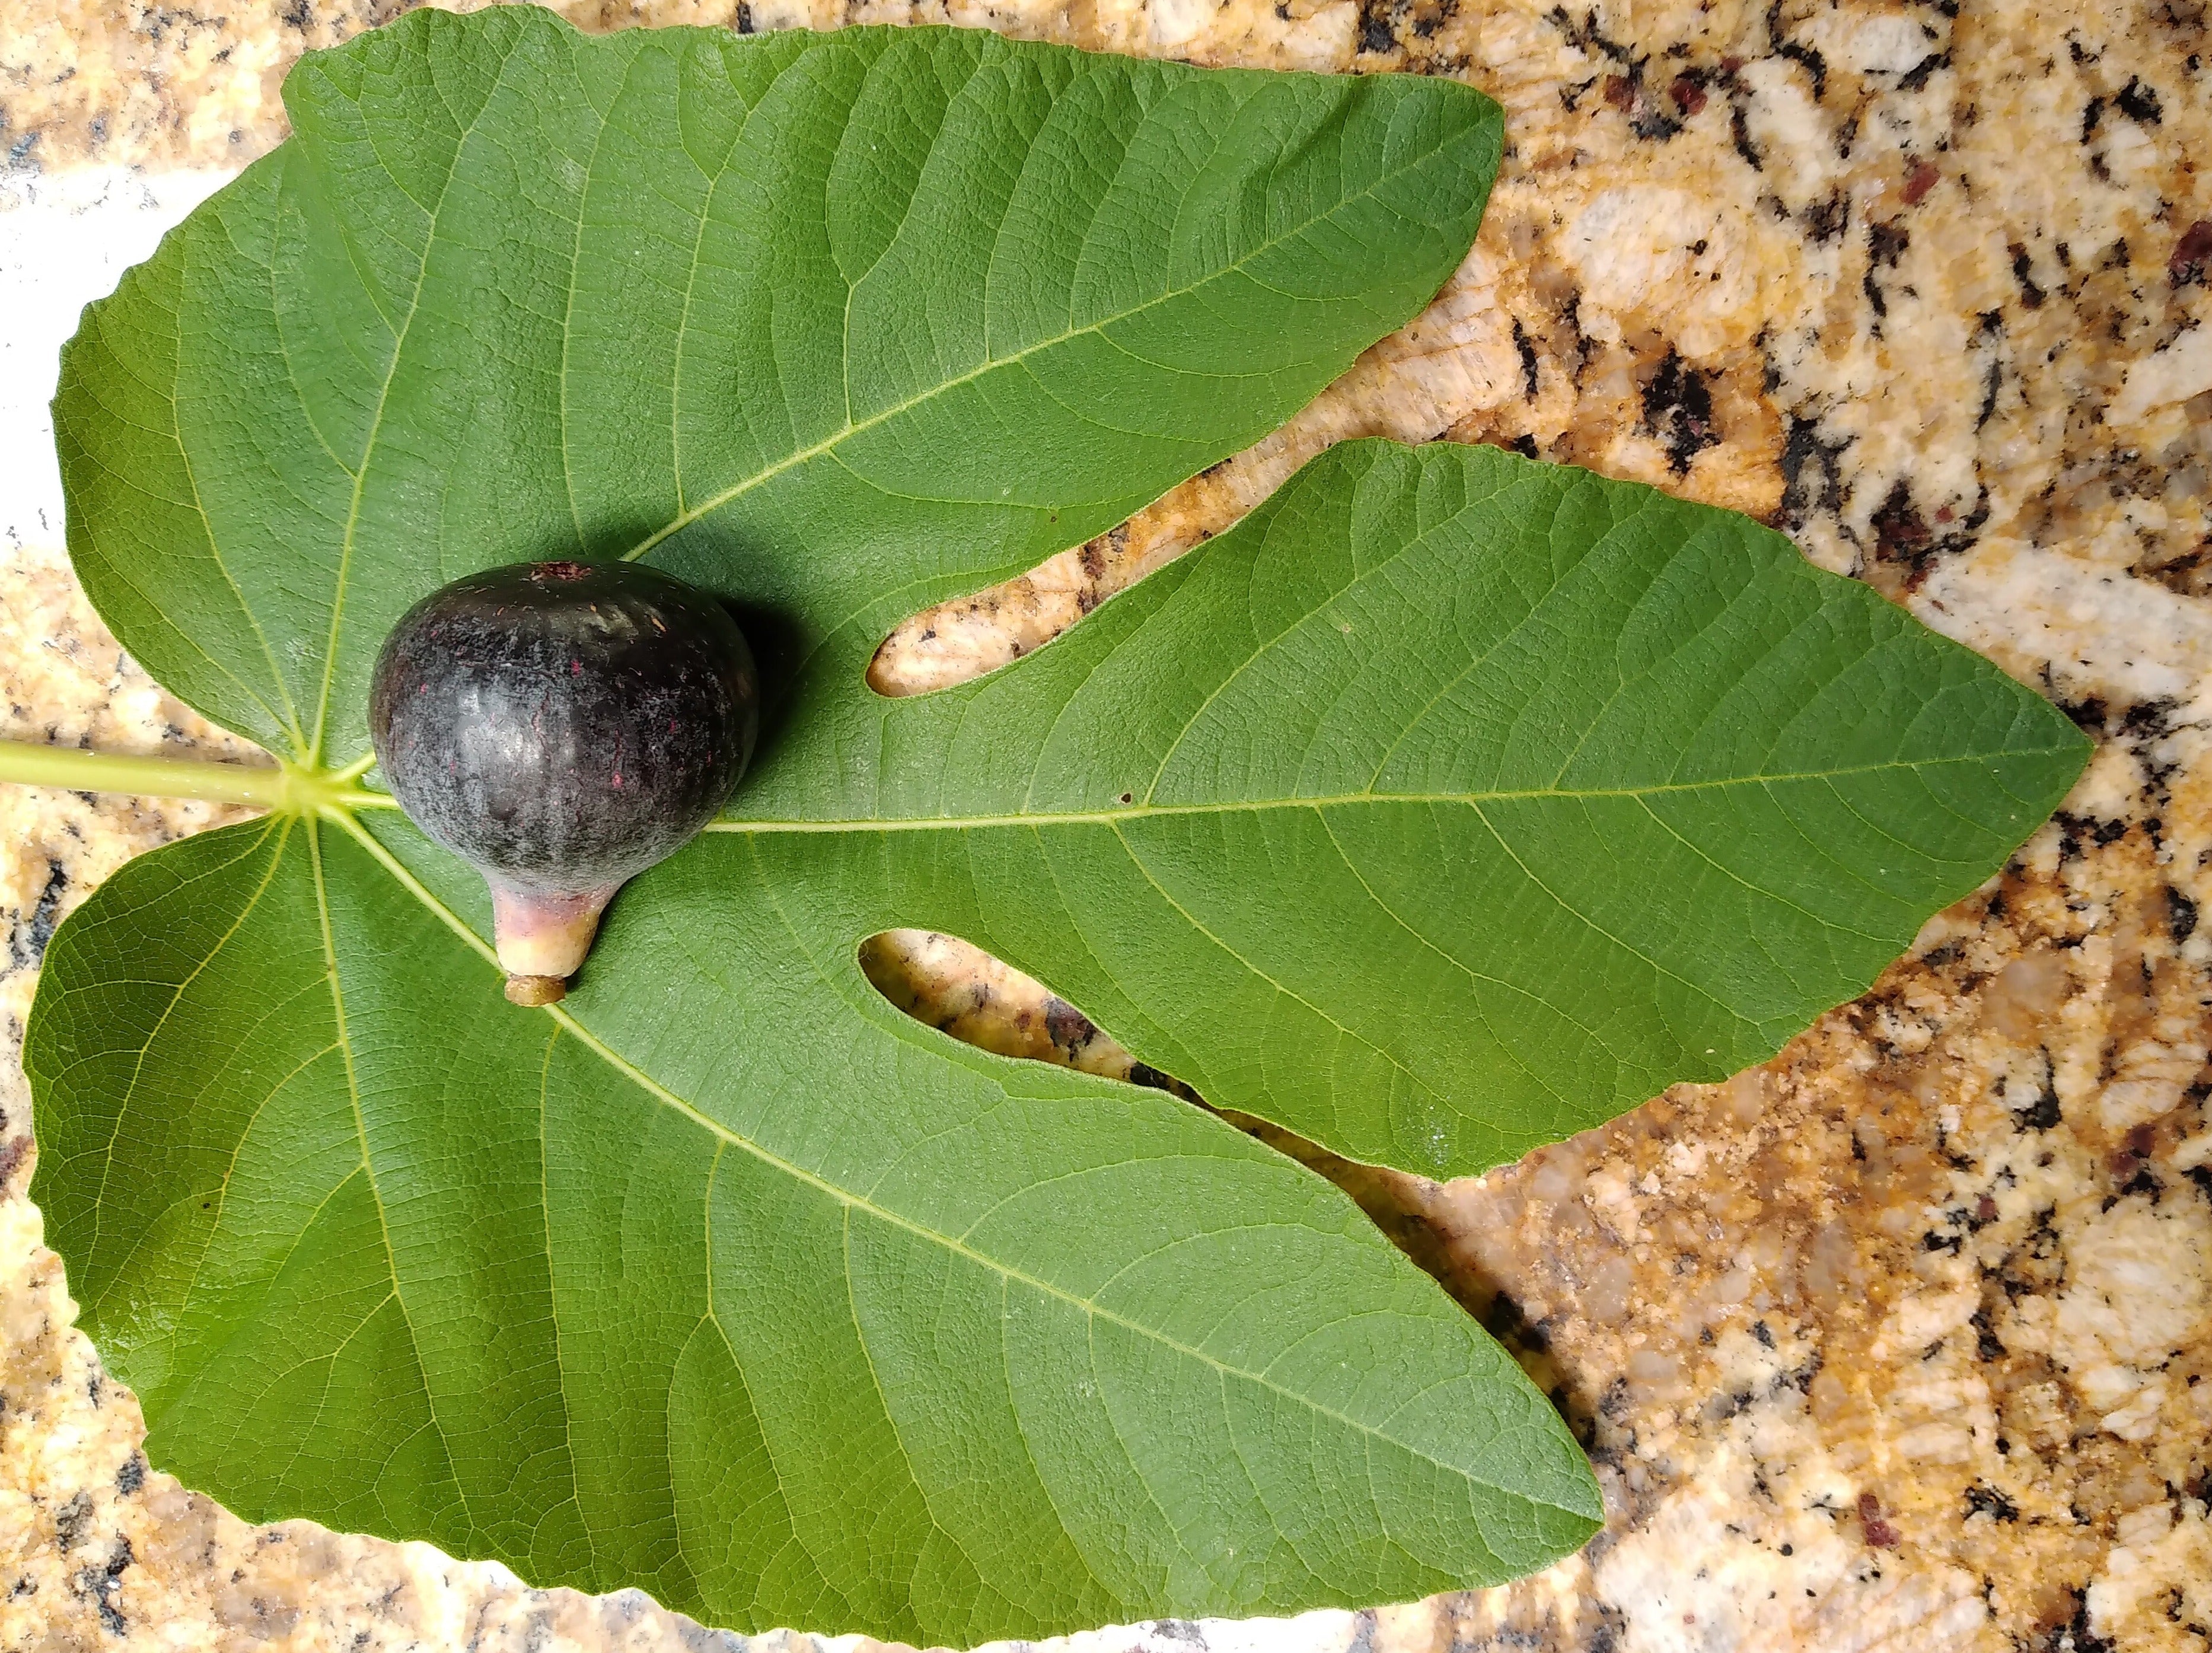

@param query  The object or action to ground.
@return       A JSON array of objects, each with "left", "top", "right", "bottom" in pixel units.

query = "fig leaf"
[{"left": 28, "top": 8, "right": 2084, "bottom": 1644}]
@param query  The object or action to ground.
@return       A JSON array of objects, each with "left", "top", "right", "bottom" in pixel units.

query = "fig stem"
[
  {"left": 504, "top": 974, "right": 569, "bottom": 1007},
  {"left": 0, "top": 740, "right": 393, "bottom": 814}
]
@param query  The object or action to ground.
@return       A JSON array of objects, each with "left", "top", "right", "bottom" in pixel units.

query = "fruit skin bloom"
[{"left": 369, "top": 559, "right": 758, "bottom": 1003}]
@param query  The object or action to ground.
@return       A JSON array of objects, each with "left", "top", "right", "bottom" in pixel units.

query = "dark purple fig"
[{"left": 369, "top": 560, "right": 757, "bottom": 1005}]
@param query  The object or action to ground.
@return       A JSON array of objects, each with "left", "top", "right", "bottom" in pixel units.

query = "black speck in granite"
[
  {"left": 2115, "top": 75, "right": 2164, "bottom": 122},
  {"left": 1975, "top": 313, "right": 2007, "bottom": 428},
  {"left": 1598, "top": 1374, "right": 1632, "bottom": 1417},
  {"left": 1964, "top": 1483, "right": 2020, "bottom": 1523},
  {"left": 1972, "top": 1306, "right": 2007, "bottom": 1360},
  {"left": 1549, "top": 5, "right": 1638, "bottom": 69},
  {"left": 1897, "top": 52, "right": 1950, "bottom": 91},
  {"left": 2063, "top": 1595, "right": 2119, "bottom": 1653},
  {"left": 5, "top": 859, "right": 67, "bottom": 977},
  {"left": 1630, "top": 101, "right": 1684, "bottom": 142},
  {"left": 1730, "top": 98, "right": 1763, "bottom": 170},
  {"left": 1870, "top": 480, "right": 1932, "bottom": 577},
  {"left": 1803, "top": 191, "right": 1850, "bottom": 243},
  {"left": 1864, "top": 221, "right": 1911, "bottom": 325},
  {"left": 1642, "top": 351, "right": 1718, "bottom": 474},
  {"left": 1778, "top": 415, "right": 1850, "bottom": 531},
  {"left": 2012, "top": 1067, "right": 2065, "bottom": 1132},
  {"left": 67, "top": 1538, "right": 132, "bottom": 1638},
  {"left": 2055, "top": 689, "right": 2109, "bottom": 735},
  {"left": 52, "top": 1490, "right": 93, "bottom": 1554},
  {"left": 1357, "top": 0, "right": 1397, "bottom": 56},
  {"left": 1769, "top": 6, "right": 1828, "bottom": 100}
]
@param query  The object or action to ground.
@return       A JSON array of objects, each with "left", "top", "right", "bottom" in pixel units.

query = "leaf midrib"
[
  {"left": 324, "top": 809, "right": 1591, "bottom": 1518},
  {"left": 308, "top": 43, "right": 516, "bottom": 767},
  {"left": 697, "top": 750, "right": 2085, "bottom": 833}
]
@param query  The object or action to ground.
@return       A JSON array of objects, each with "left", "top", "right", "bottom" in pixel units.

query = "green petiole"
[{"left": 0, "top": 740, "right": 394, "bottom": 816}]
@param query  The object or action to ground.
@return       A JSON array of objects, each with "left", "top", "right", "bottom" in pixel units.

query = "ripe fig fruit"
[{"left": 369, "top": 560, "right": 758, "bottom": 1006}]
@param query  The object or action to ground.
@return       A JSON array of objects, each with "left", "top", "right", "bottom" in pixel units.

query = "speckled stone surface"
[{"left": 2, "top": 1, "right": 2210, "bottom": 1649}]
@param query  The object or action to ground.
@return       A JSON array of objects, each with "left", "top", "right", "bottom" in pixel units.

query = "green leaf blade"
[
  {"left": 59, "top": 7, "right": 1501, "bottom": 768},
  {"left": 33, "top": 807, "right": 1601, "bottom": 1642},
  {"left": 712, "top": 441, "right": 2087, "bottom": 1177}
]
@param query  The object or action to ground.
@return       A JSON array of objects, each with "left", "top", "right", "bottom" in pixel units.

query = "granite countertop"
[{"left": 2, "top": 1, "right": 2209, "bottom": 1649}]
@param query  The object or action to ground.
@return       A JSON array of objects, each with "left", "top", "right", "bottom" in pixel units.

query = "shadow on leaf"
[{"left": 716, "top": 595, "right": 806, "bottom": 778}]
